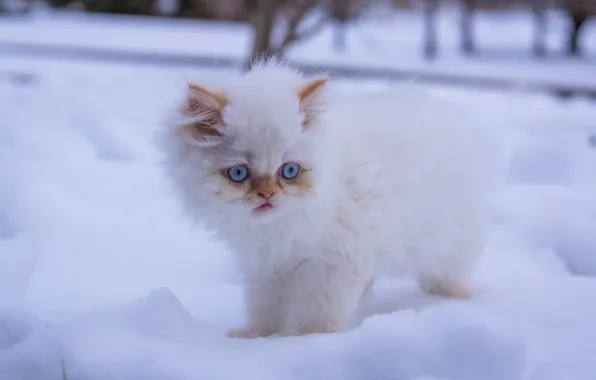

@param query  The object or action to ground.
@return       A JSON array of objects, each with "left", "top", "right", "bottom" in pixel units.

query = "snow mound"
[
  {"left": 0, "top": 57, "right": 595, "bottom": 379},
  {"left": 0, "top": 288, "right": 528, "bottom": 380}
]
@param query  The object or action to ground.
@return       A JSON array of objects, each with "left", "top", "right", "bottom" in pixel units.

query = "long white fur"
[{"left": 155, "top": 60, "right": 492, "bottom": 338}]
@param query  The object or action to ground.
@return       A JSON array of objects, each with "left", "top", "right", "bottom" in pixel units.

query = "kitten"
[{"left": 156, "top": 59, "right": 491, "bottom": 338}]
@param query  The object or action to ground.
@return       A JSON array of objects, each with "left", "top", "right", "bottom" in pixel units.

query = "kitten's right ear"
[
  {"left": 297, "top": 76, "right": 328, "bottom": 130},
  {"left": 182, "top": 83, "right": 228, "bottom": 146}
]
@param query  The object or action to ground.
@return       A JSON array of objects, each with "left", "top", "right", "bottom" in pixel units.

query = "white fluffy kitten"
[{"left": 156, "top": 60, "right": 491, "bottom": 338}]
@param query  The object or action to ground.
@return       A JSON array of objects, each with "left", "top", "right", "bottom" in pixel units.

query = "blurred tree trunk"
[
  {"left": 568, "top": 12, "right": 587, "bottom": 56},
  {"left": 461, "top": 0, "right": 474, "bottom": 55},
  {"left": 175, "top": 0, "right": 194, "bottom": 17},
  {"left": 531, "top": 0, "right": 546, "bottom": 57},
  {"left": 248, "top": 0, "right": 278, "bottom": 69},
  {"left": 423, "top": 0, "right": 438, "bottom": 60},
  {"left": 331, "top": 0, "right": 349, "bottom": 52}
]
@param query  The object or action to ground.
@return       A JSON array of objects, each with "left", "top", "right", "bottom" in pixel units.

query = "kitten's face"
[
  {"left": 203, "top": 142, "right": 316, "bottom": 221},
  {"left": 168, "top": 72, "right": 329, "bottom": 224}
]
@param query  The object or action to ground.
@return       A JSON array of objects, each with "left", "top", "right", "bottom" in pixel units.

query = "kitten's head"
[{"left": 158, "top": 61, "right": 335, "bottom": 228}]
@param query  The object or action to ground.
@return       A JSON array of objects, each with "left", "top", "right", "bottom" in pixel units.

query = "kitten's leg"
[
  {"left": 416, "top": 235, "right": 481, "bottom": 300},
  {"left": 282, "top": 265, "right": 370, "bottom": 336},
  {"left": 227, "top": 278, "right": 283, "bottom": 338},
  {"left": 360, "top": 279, "right": 375, "bottom": 302},
  {"left": 417, "top": 274, "right": 471, "bottom": 299}
]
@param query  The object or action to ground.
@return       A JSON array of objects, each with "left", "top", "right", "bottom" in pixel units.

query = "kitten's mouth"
[{"left": 253, "top": 202, "right": 274, "bottom": 213}]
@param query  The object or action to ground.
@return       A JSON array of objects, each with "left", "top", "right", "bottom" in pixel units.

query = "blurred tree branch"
[
  {"left": 248, "top": 0, "right": 323, "bottom": 68},
  {"left": 277, "top": 0, "right": 326, "bottom": 51},
  {"left": 247, "top": 0, "right": 377, "bottom": 69}
]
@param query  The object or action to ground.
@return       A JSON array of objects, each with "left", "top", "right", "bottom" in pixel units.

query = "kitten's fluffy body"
[{"left": 157, "top": 61, "right": 490, "bottom": 338}]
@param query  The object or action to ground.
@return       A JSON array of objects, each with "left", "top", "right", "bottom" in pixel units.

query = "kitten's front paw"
[
  {"left": 226, "top": 327, "right": 264, "bottom": 339},
  {"left": 418, "top": 277, "right": 471, "bottom": 299},
  {"left": 286, "top": 318, "right": 347, "bottom": 336}
]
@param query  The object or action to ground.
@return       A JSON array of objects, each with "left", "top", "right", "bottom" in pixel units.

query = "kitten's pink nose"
[{"left": 258, "top": 190, "right": 276, "bottom": 199}]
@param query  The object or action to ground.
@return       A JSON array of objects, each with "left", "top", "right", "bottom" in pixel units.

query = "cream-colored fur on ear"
[
  {"left": 297, "top": 76, "right": 328, "bottom": 129},
  {"left": 183, "top": 83, "right": 228, "bottom": 143}
]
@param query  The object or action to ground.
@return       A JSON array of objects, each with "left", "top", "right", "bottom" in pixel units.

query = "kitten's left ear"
[
  {"left": 297, "top": 76, "right": 329, "bottom": 130},
  {"left": 182, "top": 83, "right": 228, "bottom": 146}
]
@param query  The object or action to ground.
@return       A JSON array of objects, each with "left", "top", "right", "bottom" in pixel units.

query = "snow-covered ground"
[
  {"left": 1, "top": 5, "right": 596, "bottom": 376},
  {"left": 0, "top": 52, "right": 595, "bottom": 379},
  {"left": 1, "top": 6, "right": 595, "bottom": 88}
]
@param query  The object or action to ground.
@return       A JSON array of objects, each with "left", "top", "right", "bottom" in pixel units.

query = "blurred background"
[{"left": 0, "top": 0, "right": 595, "bottom": 98}]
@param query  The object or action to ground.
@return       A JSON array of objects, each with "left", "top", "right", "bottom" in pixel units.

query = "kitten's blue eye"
[
  {"left": 280, "top": 162, "right": 302, "bottom": 180},
  {"left": 226, "top": 164, "right": 250, "bottom": 183}
]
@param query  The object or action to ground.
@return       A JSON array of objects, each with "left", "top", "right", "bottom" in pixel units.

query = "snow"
[{"left": 1, "top": 10, "right": 596, "bottom": 379}]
